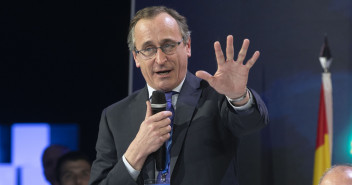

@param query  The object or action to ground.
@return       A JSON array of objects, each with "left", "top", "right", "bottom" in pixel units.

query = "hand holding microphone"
[
  {"left": 151, "top": 91, "right": 168, "bottom": 171},
  {"left": 124, "top": 91, "right": 171, "bottom": 171}
]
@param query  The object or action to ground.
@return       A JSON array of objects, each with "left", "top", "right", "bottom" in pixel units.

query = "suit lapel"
[{"left": 169, "top": 72, "right": 202, "bottom": 176}]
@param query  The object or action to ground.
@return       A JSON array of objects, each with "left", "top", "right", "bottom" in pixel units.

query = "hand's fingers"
[
  {"left": 157, "top": 116, "right": 172, "bottom": 128},
  {"left": 149, "top": 111, "right": 172, "bottom": 123},
  {"left": 159, "top": 124, "right": 172, "bottom": 136},
  {"left": 237, "top": 39, "right": 250, "bottom": 64},
  {"left": 196, "top": 70, "right": 214, "bottom": 84},
  {"left": 246, "top": 51, "right": 260, "bottom": 68},
  {"left": 214, "top": 41, "right": 225, "bottom": 65},
  {"left": 151, "top": 116, "right": 171, "bottom": 143},
  {"left": 145, "top": 101, "right": 152, "bottom": 119},
  {"left": 159, "top": 133, "right": 171, "bottom": 143},
  {"left": 226, "top": 35, "right": 234, "bottom": 61},
  {"left": 146, "top": 101, "right": 172, "bottom": 122}
]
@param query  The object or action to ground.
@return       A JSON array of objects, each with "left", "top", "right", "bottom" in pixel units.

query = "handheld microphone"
[{"left": 151, "top": 90, "right": 167, "bottom": 171}]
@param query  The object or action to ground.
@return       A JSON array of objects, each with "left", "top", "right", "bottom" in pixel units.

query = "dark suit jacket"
[{"left": 89, "top": 72, "right": 268, "bottom": 185}]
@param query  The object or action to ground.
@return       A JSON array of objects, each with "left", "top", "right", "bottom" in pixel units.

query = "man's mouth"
[{"left": 156, "top": 70, "right": 171, "bottom": 75}]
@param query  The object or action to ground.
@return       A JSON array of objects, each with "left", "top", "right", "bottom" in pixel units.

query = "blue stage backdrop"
[
  {"left": 131, "top": 1, "right": 352, "bottom": 185},
  {"left": 0, "top": 123, "right": 78, "bottom": 185}
]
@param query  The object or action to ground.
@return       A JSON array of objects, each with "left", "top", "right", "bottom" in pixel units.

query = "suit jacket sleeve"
[
  {"left": 88, "top": 109, "right": 140, "bottom": 185},
  {"left": 223, "top": 88, "right": 269, "bottom": 137}
]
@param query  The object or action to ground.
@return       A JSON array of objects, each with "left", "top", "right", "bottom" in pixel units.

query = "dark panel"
[{"left": 0, "top": 0, "right": 131, "bottom": 160}]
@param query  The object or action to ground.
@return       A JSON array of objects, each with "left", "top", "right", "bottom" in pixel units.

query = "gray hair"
[{"left": 127, "top": 6, "right": 191, "bottom": 51}]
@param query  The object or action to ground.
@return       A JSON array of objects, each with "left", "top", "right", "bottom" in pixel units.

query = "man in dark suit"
[{"left": 89, "top": 6, "right": 268, "bottom": 185}]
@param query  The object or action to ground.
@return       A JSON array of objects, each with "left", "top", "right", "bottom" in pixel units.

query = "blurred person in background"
[
  {"left": 56, "top": 151, "right": 91, "bottom": 185},
  {"left": 319, "top": 164, "right": 352, "bottom": 185},
  {"left": 42, "top": 144, "right": 71, "bottom": 185}
]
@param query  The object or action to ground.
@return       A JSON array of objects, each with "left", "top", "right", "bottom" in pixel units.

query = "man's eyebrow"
[
  {"left": 140, "top": 41, "right": 154, "bottom": 49},
  {"left": 160, "top": 38, "right": 178, "bottom": 44},
  {"left": 140, "top": 39, "right": 179, "bottom": 48},
  {"left": 61, "top": 171, "right": 73, "bottom": 175}
]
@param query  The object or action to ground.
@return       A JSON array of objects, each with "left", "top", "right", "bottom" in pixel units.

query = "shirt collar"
[{"left": 147, "top": 77, "right": 185, "bottom": 99}]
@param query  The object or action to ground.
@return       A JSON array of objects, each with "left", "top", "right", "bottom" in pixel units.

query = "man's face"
[
  {"left": 59, "top": 160, "right": 91, "bottom": 185},
  {"left": 133, "top": 12, "right": 191, "bottom": 92}
]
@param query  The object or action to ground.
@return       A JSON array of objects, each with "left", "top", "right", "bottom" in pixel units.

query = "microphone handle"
[
  {"left": 155, "top": 144, "right": 167, "bottom": 171},
  {"left": 151, "top": 107, "right": 167, "bottom": 171}
]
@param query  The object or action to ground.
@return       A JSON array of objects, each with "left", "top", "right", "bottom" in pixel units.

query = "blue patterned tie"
[{"left": 157, "top": 91, "right": 176, "bottom": 183}]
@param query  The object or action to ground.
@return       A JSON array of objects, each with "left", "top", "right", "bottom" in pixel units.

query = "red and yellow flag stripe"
[{"left": 312, "top": 84, "right": 331, "bottom": 185}]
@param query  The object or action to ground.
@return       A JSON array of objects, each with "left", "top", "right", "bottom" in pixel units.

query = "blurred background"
[{"left": 1, "top": 0, "right": 351, "bottom": 184}]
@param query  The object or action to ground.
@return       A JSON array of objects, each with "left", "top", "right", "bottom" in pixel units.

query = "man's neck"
[{"left": 147, "top": 77, "right": 186, "bottom": 98}]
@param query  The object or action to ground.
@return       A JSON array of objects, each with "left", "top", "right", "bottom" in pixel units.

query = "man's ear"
[
  {"left": 186, "top": 37, "right": 191, "bottom": 57},
  {"left": 132, "top": 51, "right": 141, "bottom": 68}
]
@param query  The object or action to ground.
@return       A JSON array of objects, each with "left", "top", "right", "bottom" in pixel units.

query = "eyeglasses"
[{"left": 134, "top": 39, "right": 183, "bottom": 59}]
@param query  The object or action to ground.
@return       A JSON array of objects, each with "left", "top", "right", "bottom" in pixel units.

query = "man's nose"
[
  {"left": 75, "top": 179, "right": 83, "bottom": 185},
  {"left": 155, "top": 48, "right": 167, "bottom": 64},
  {"left": 74, "top": 176, "right": 85, "bottom": 185}
]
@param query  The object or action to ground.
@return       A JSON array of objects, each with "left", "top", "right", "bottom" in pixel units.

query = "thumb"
[
  {"left": 196, "top": 70, "right": 213, "bottom": 83},
  {"left": 145, "top": 101, "right": 152, "bottom": 119}
]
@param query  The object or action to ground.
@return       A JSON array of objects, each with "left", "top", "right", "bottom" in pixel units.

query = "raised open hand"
[{"left": 196, "top": 35, "right": 260, "bottom": 100}]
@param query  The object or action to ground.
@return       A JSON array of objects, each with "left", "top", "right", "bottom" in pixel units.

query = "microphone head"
[{"left": 151, "top": 91, "right": 166, "bottom": 108}]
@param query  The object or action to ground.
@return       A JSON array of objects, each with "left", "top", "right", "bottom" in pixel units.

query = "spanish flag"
[{"left": 312, "top": 37, "right": 333, "bottom": 185}]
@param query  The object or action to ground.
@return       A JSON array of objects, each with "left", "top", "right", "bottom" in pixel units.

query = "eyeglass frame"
[{"left": 134, "top": 38, "right": 184, "bottom": 59}]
